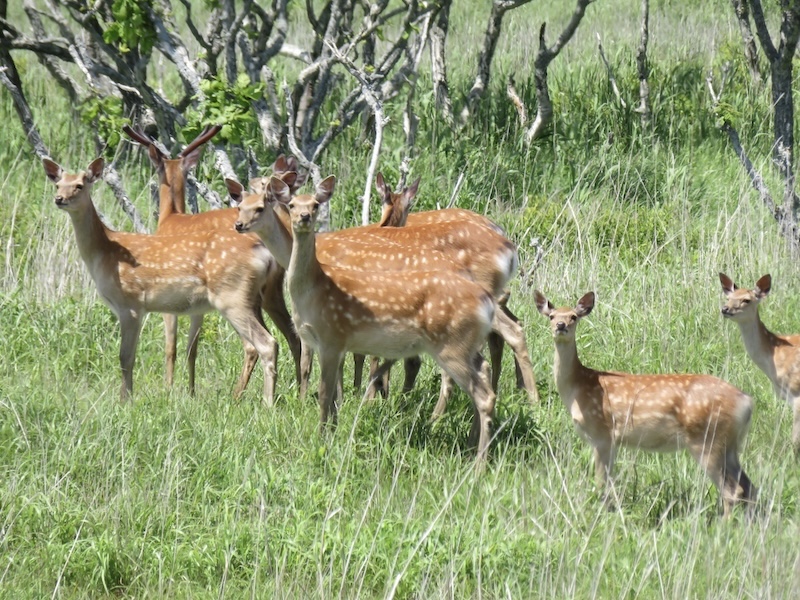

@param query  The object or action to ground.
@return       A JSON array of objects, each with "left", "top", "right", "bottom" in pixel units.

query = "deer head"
[
  {"left": 42, "top": 157, "right": 105, "bottom": 212},
  {"left": 535, "top": 291, "right": 595, "bottom": 342},
  {"left": 720, "top": 273, "right": 771, "bottom": 322},
  {"left": 281, "top": 176, "right": 336, "bottom": 234},
  {"left": 375, "top": 172, "right": 420, "bottom": 227}
]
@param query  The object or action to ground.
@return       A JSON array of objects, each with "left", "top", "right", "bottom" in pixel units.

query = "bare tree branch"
[
  {"left": 596, "top": 32, "right": 627, "bottom": 109},
  {"left": 635, "top": 0, "right": 651, "bottom": 126}
]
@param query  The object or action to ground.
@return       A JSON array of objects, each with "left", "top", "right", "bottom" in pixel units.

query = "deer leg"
[
  {"left": 492, "top": 309, "right": 539, "bottom": 404},
  {"left": 402, "top": 356, "right": 422, "bottom": 394},
  {"left": 262, "top": 275, "right": 305, "bottom": 395},
  {"left": 365, "top": 359, "right": 395, "bottom": 400},
  {"left": 318, "top": 349, "right": 344, "bottom": 431},
  {"left": 300, "top": 343, "right": 314, "bottom": 400},
  {"left": 233, "top": 339, "right": 259, "bottom": 400},
  {"left": 223, "top": 307, "right": 278, "bottom": 408},
  {"left": 592, "top": 441, "right": 616, "bottom": 504},
  {"left": 118, "top": 312, "right": 144, "bottom": 402},
  {"left": 722, "top": 449, "right": 757, "bottom": 518},
  {"left": 163, "top": 313, "right": 178, "bottom": 388},
  {"left": 487, "top": 331, "right": 504, "bottom": 391},
  {"left": 353, "top": 354, "right": 366, "bottom": 392},
  {"left": 366, "top": 356, "right": 390, "bottom": 399},
  {"left": 186, "top": 315, "right": 204, "bottom": 396},
  {"left": 793, "top": 397, "right": 800, "bottom": 460},
  {"left": 431, "top": 372, "right": 455, "bottom": 421},
  {"left": 437, "top": 351, "right": 496, "bottom": 464}
]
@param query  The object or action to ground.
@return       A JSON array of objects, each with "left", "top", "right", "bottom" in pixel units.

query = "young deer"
[
  {"left": 253, "top": 175, "right": 498, "bottom": 459},
  {"left": 720, "top": 273, "right": 800, "bottom": 458},
  {"left": 43, "top": 157, "right": 280, "bottom": 406},
  {"left": 123, "top": 126, "right": 307, "bottom": 397},
  {"left": 365, "top": 173, "right": 536, "bottom": 404},
  {"left": 232, "top": 177, "right": 523, "bottom": 419},
  {"left": 535, "top": 290, "right": 756, "bottom": 516}
]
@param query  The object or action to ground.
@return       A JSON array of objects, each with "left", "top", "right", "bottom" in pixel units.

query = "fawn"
[
  {"left": 720, "top": 273, "right": 800, "bottom": 458},
  {"left": 122, "top": 126, "right": 307, "bottom": 397},
  {"left": 241, "top": 175, "right": 498, "bottom": 459},
  {"left": 535, "top": 290, "right": 756, "bottom": 516},
  {"left": 43, "top": 157, "right": 280, "bottom": 405}
]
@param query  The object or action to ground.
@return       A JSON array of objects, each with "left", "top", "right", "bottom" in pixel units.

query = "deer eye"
[
  {"left": 570, "top": 315, "right": 576, "bottom": 322},
  {"left": 548, "top": 315, "right": 554, "bottom": 321},
  {"left": 254, "top": 206, "right": 264, "bottom": 214},
  {"left": 75, "top": 184, "right": 84, "bottom": 190},
  {"left": 741, "top": 298, "right": 750, "bottom": 304}
]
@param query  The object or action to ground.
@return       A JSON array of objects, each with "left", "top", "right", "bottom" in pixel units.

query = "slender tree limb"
[
  {"left": 635, "top": 0, "right": 651, "bottom": 126},
  {"left": 429, "top": 0, "right": 454, "bottom": 125},
  {"left": 506, "top": 75, "right": 528, "bottom": 127},
  {"left": 596, "top": 32, "right": 627, "bottom": 108}
]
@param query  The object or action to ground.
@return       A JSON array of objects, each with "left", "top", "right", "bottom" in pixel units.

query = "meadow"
[{"left": 1, "top": 0, "right": 800, "bottom": 597}]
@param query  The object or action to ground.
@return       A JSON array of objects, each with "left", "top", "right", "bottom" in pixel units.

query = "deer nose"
[
  {"left": 556, "top": 321, "right": 567, "bottom": 331},
  {"left": 54, "top": 195, "right": 65, "bottom": 206},
  {"left": 721, "top": 306, "right": 731, "bottom": 315},
  {"left": 234, "top": 221, "right": 245, "bottom": 232},
  {"left": 300, "top": 212, "right": 311, "bottom": 223}
]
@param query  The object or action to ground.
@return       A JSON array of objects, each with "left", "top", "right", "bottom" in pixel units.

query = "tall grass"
[{"left": 1, "top": 0, "right": 800, "bottom": 597}]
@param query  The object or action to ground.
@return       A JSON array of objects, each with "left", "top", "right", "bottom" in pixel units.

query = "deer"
[
  {"left": 43, "top": 156, "right": 281, "bottom": 407},
  {"left": 535, "top": 290, "right": 756, "bottom": 517},
  {"left": 234, "top": 175, "right": 498, "bottom": 459},
  {"left": 719, "top": 273, "right": 800, "bottom": 458},
  {"left": 360, "top": 173, "right": 537, "bottom": 404},
  {"left": 232, "top": 176, "right": 529, "bottom": 419},
  {"left": 122, "top": 125, "right": 308, "bottom": 397}
]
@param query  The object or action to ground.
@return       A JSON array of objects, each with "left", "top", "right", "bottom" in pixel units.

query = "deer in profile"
[
  {"left": 535, "top": 290, "right": 756, "bottom": 516},
  {"left": 232, "top": 176, "right": 514, "bottom": 421},
  {"left": 122, "top": 126, "right": 307, "bottom": 397},
  {"left": 43, "top": 157, "right": 280, "bottom": 406},
  {"left": 720, "top": 273, "right": 800, "bottom": 458},
  {"left": 236, "top": 175, "right": 498, "bottom": 459},
  {"left": 359, "top": 173, "right": 537, "bottom": 405}
]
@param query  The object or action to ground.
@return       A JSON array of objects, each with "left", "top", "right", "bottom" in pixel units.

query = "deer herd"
[{"left": 39, "top": 125, "right": 800, "bottom": 518}]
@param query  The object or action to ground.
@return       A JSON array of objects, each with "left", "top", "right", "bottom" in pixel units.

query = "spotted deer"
[
  {"left": 232, "top": 176, "right": 526, "bottom": 418},
  {"left": 535, "top": 290, "right": 756, "bottom": 516},
  {"left": 239, "top": 175, "right": 498, "bottom": 458},
  {"left": 363, "top": 173, "right": 536, "bottom": 404},
  {"left": 123, "top": 125, "right": 307, "bottom": 397},
  {"left": 43, "top": 157, "right": 280, "bottom": 406},
  {"left": 720, "top": 273, "right": 800, "bottom": 458}
]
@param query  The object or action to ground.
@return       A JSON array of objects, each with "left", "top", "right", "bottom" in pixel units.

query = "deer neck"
[
  {"left": 68, "top": 199, "right": 113, "bottom": 268},
  {"left": 262, "top": 206, "right": 294, "bottom": 268},
  {"left": 552, "top": 338, "right": 583, "bottom": 399},
  {"left": 735, "top": 311, "right": 779, "bottom": 379},
  {"left": 287, "top": 227, "right": 326, "bottom": 302},
  {"left": 158, "top": 174, "right": 185, "bottom": 223}
]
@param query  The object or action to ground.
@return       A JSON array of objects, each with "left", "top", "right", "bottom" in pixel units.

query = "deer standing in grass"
[
  {"left": 240, "top": 175, "right": 498, "bottom": 458},
  {"left": 232, "top": 176, "right": 517, "bottom": 420},
  {"left": 122, "top": 126, "right": 308, "bottom": 397},
  {"left": 720, "top": 273, "right": 800, "bottom": 458},
  {"left": 358, "top": 173, "right": 537, "bottom": 404},
  {"left": 535, "top": 290, "right": 756, "bottom": 516},
  {"left": 43, "top": 157, "right": 280, "bottom": 405}
]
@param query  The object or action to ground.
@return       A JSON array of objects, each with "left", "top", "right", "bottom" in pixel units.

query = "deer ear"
[
  {"left": 279, "top": 171, "right": 298, "bottom": 190},
  {"left": 534, "top": 291, "right": 553, "bottom": 316},
  {"left": 405, "top": 177, "right": 420, "bottom": 202},
  {"left": 225, "top": 178, "right": 244, "bottom": 204},
  {"left": 575, "top": 292, "right": 595, "bottom": 317},
  {"left": 180, "top": 144, "right": 204, "bottom": 172},
  {"left": 315, "top": 176, "right": 336, "bottom": 204},
  {"left": 376, "top": 172, "right": 387, "bottom": 195},
  {"left": 271, "top": 154, "right": 289, "bottom": 174},
  {"left": 86, "top": 158, "right": 105, "bottom": 183},
  {"left": 755, "top": 274, "right": 771, "bottom": 298},
  {"left": 42, "top": 158, "right": 63, "bottom": 183},
  {"left": 148, "top": 143, "right": 165, "bottom": 171},
  {"left": 719, "top": 272, "right": 737, "bottom": 296},
  {"left": 267, "top": 176, "right": 292, "bottom": 204}
]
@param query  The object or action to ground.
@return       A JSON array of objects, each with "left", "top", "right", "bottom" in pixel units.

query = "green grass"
[{"left": 3, "top": 0, "right": 800, "bottom": 597}]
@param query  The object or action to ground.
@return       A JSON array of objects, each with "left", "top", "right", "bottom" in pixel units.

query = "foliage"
[
  {"left": 79, "top": 95, "right": 126, "bottom": 152},
  {"left": 185, "top": 73, "right": 265, "bottom": 146},
  {"left": 101, "top": 0, "right": 156, "bottom": 55}
]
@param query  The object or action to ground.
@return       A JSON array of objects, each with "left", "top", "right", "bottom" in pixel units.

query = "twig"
[{"left": 596, "top": 32, "right": 627, "bottom": 108}]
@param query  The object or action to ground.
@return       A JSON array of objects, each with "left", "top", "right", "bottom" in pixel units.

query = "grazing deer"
[
  {"left": 364, "top": 173, "right": 536, "bottom": 404},
  {"left": 535, "top": 290, "right": 756, "bottom": 516},
  {"left": 123, "top": 126, "right": 307, "bottom": 397},
  {"left": 719, "top": 273, "right": 800, "bottom": 458},
  {"left": 43, "top": 157, "right": 280, "bottom": 406},
  {"left": 238, "top": 175, "right": 498, "bottom": 458}
]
